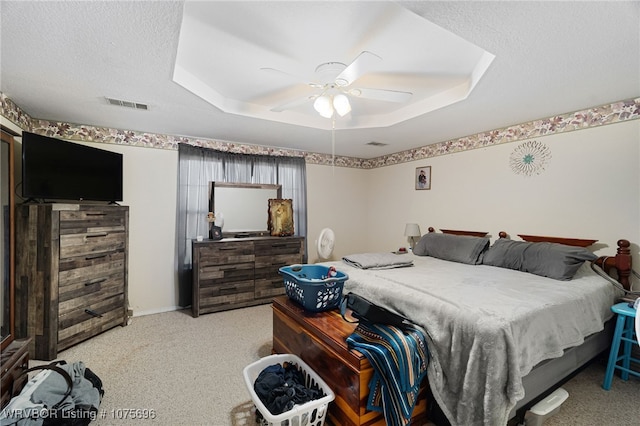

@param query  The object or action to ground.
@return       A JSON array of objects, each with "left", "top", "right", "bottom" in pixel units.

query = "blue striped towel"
[{"left": 346, "top": 322, "right": 429, "bottom": 426}]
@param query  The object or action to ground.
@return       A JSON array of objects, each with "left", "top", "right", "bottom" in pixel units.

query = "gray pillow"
[
  {"left": 482, "top": 239, "right": 528, "bottom": 270},
  {"left": 413, "top": 232, "right": 490, "bottom": 265},
  {"left": 483, "top": 238, "right": 597, "bottom": 280}
]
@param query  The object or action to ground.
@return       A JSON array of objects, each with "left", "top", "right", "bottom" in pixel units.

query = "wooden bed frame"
[{"left": 273, "top": 229, "right": 634, "bottom": 425}]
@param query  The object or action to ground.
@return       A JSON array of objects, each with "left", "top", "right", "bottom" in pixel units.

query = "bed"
[{"left": 319, "top": 229, "right": 633, "bottom": 426}]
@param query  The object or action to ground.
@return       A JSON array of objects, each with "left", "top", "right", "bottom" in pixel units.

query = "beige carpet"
[{"left": 32, "top": 303, "right": 639, "bottom": 425}]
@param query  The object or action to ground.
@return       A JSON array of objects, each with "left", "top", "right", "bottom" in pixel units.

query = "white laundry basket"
[{"left": 243, "top": 354, "right": 335, "bottom": 426}]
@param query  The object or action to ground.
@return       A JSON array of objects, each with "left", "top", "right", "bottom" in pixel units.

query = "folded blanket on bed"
[
  {"left": 346, "top": 322, "right": 428, "bottom": 426},
  {"left": 343, "top": 252, "right": 414, "bottom": 269}
]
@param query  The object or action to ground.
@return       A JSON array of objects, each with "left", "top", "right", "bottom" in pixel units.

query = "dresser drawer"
[
  {"left": 59, "top": 250, "right": 125, "bottom": 284},
  {"left": 59, "top": 208, "right": 127, "bottom": 233},
  {"left": 254, "top": 277, "right": 287, "bottom": 299},
  {"left": 254, "top": 239, "right": 303, "bottom": 256},
  {"left": 59, "top": 272, "right": 125, "bottom": 305},
  {"left": 198, "top": 242, "right": 255, "bottom": 266},
  {"left": 59, "top": 231, "right": 126, "bottom": 259},
  {"left": 255, "top": 253, "right": 302, "bottom": 272},
  {"left": 199, "top": 279, "right": 255, "bottom": 304},
  {"left": 58, "top": 294, "right": 126, "bottom": 351},
  {"left": 255, "top": 253, "right": 301, "bottom": 299},
  {"left": 58, "top": 279, "right": 124, "bottom": 316},
  {"left": 198, "top": 262, "right": 255, "bottom": 283}
]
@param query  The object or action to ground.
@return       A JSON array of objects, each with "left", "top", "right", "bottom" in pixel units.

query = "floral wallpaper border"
[{"left": 2, "top": 93, "right": 638, "bottom": 169}]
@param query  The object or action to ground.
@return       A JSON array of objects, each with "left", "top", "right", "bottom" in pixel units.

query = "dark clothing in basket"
[{"left": 254, "top": 362, "right": 323, "bottom": 415}]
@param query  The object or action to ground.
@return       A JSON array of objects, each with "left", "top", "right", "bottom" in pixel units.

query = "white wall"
[
  {"left": 306, "top": 163, "right": 369, "bottom": 263},
  {"left": 364, "top": 120, "right": 640, "bottom": 272},
  {"left": 114, "top": 145, "right": 178, "bottom": 316}
]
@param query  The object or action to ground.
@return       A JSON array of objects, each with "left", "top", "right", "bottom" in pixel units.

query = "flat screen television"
[{"left": 22, "top": 132, "right": 123, "bottom": 202}]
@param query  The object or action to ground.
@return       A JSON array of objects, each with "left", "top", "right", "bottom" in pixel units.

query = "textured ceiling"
[
  {"left": 173, "top": 1, "right": 494, "bottom": 130},
  {"left": 1, "top": 1, "right": 638, "bottom": 159}
]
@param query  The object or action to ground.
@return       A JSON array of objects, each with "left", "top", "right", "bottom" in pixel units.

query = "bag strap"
[
  {"left": 340, "top": 293, "right": 359, "bottom": 324},
  {"left": 12, "top": 362, "right": 74, "bottom": 410}
]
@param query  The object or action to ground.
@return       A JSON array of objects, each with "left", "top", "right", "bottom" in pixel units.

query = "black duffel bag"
[{"left": 340, "top": 292, "right": 410, "bottom": 329}]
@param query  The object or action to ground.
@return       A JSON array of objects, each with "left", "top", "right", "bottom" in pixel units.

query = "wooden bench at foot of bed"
[{"left": 272, "top": 296, "right": 429, "bottom": 426}]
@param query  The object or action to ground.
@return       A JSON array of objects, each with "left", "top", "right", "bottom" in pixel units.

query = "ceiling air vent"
[
  {"left": 105, "top": 97, "right": 148, "bottom": 110},
  {"left": 366, "top": 141, "right": 388, "bottom": 147}
]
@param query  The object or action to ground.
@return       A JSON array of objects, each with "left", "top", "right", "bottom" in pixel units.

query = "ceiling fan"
[{"left": 261, "top": 51, "right": 413, "bottom": 118}]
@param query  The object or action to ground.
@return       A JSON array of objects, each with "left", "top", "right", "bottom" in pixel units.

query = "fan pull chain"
[{"left": 331, "top": 115, "right": 336, "bottom": 174}]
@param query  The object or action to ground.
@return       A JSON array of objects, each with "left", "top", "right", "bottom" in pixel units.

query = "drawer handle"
[
  {"left": 84, "top": 309, "right": 103, "bottom": 318},
  {"left": 85, "top": 278, "right": 107, "bottom": 286},
  {"left": 86, "top": 232, "right": 108, "bottom": 238},
  {"left": 85, "top": 253, "right": 107, "bottom": 260},
  {"left": 218, "top": 247, "right": 237, "bottom": 251},
  {"left": 85, "top": 213, "right": 106, "bottom": 216},
  {"left": 221, "top": 266, "right": 237, "bottom": 271}
]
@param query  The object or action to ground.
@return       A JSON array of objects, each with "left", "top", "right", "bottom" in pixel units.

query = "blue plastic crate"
[{"left": 279, "top": 264, "right": 348, "bottom": 312}]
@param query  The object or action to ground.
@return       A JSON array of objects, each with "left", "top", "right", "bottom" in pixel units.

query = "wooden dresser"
[
  {"left": 15, "top": 204, "right": 129, "bottom": 360},
  {"left": 272, "top": 296, "right": 428, "bottom": 426},
  {"left": 192, "top": 236, "right": 304, "bottom": 317}
]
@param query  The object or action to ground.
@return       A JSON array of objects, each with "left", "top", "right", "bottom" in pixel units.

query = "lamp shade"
[
  {"left": 404, "top": 223, "right": 421, "bottom": 237},
  {"left": 313, "top": 95, "right": 334, "bottom": 118},
  {"left": 333, "top": 94, "right": 351, "bottom": 116}
]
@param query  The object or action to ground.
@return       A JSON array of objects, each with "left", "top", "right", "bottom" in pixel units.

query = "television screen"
[{"left": 22, "top": 132, "right": 123, "bottom": 202}]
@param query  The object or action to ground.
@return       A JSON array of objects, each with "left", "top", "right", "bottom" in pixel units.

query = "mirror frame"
[
  {"left": 209, "top": 182, "right": 282, "bottom": 238},
  {"left": 1, "top": 129, "right": 15, "bottom": 351}
]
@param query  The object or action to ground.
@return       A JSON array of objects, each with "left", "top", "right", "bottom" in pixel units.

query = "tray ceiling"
[{"left": 0, "top": 1, "right": 638, "bottom": 159}]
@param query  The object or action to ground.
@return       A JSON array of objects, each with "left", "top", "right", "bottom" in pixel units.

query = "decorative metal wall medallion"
[{"left": 509, "top": 140, "right": 551, "bottom": 176}]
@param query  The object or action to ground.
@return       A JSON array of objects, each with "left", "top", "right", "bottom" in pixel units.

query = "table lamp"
[{"left": 404, "top": 223, "right": 421, "bottom": 250}]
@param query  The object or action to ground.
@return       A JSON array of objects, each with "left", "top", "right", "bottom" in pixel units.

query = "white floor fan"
[{"left": 317, "top": 228, "right": 336, "bottom": 260}]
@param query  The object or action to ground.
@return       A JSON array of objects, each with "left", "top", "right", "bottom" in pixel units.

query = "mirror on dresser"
[
  {"left": 1, "top": 129, "right": 15, "bottom": 351},
  {"left": 210, "top": 182, "right": 281, "bottom": 237}
]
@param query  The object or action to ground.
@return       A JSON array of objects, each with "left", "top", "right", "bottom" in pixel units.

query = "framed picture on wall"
[
  {"left": 268, "top": 198, "right": 294, "bottom": 236},
  {"left": 415, "top": 166, "right": 431, "bottom": 190}
]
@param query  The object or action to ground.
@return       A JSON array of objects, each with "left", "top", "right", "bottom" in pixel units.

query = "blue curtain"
[{"left": 176, "top": 144, "right": 307, "bottom": 307}]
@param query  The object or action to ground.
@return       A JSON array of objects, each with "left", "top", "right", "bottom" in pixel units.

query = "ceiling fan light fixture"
[
  {"left": 333, "top": 94, "right": 351, "bottom": 116},
  {"left": 314, "top": 95, "right": 334, "bottom": 118}
]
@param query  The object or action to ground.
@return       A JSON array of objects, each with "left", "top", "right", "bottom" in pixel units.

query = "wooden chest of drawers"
[
  {"left": 192, "top": 236, "right": 304, "bottom": 317},
  {"left": 15, "top": 204, "right": 129, "bottom": 360}
]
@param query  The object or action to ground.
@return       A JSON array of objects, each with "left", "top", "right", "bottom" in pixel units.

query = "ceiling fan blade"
[
  {"left": 270, "top": 95, "right": 316, "bottom": 112},
  {"left": 335, "top": 51, "right": 382, "bottom": 87},
  {"left": 354, "top": 87, "right": 412, "bottom": 103},
  {"left": 260, "top": 67, "right": 322, "bottom": 88}
]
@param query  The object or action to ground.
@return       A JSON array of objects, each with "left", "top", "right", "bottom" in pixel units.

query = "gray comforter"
[{"left": 326, "top": 254, "right": 620, "bottom": 426}]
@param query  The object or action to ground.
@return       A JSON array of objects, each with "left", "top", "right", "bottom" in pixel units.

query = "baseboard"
[{"left": 131, "top": 305, "right": 184, "bottom": 317}]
